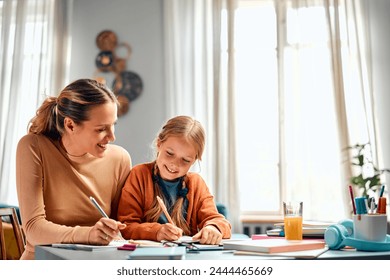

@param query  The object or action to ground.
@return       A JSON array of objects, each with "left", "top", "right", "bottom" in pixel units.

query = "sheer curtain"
[
  {"left": 163, "top": 0, "right": 241, "bottom": 232},
  {"left": 274, "top": 0, "right": 376, "bottom": 220},
  {"left": 325, "top": 0, "right": 378, "bottom": 213},
  {"left": 0, "top": 0, "right": 72, "bottom": 205}
]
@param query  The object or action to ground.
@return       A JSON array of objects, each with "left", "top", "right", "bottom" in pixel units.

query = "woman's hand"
[
  {"left": 89, "top": 217, "right": 126, "bottom": 244},
  {"left": 192, "top": 225, "right": 222, "bottom": 245},
  {"left": 156, "top": 223, "right": 183, "bottom": 241}
]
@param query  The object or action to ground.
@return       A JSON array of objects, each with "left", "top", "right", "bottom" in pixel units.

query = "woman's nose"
[{"left": 107, "top": 126, "right": 116, "bottom": 142}]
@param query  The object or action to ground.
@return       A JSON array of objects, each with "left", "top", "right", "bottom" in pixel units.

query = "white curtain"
[
  {"left": 324, "top": 0, "right": 378, "bottom": 213},
  {"left": 274, "top": 0, "right": 376, "bottom": 221},
  {"left": 0, "top": 0, "right": 72, "bottom": 205},
  {"left": 163, "top": 0, "right": 241, "bottom": 232}
]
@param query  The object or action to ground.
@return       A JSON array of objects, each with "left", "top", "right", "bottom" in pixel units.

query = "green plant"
[{"left": 348, "top": 143, "right": 390, "bottom": 197}]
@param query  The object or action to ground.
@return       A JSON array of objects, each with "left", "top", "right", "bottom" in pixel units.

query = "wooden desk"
[{"left": 35, "top": 245, "right": 390, "bottom": 260}]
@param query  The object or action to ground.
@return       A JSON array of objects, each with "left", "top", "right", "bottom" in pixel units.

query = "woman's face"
[
  {"left": 156, "top": 136, "right": 197, "bottom": 181},
  {"left": 67, "top": 102, "right": 117, "bottom": 158}
]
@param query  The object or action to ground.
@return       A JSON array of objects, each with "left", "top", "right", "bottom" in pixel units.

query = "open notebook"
[
  {"left": 51, "top": 240, "right": 135, "bottom": 251},
  {"left": 51, "top": 237, "right": 210, "bottom": 251},
  {"left": 52, "top": 235, "right": 231, "bottom": 252}
]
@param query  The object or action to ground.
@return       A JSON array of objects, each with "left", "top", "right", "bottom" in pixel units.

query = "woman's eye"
[
  {"left": 166, "top": 151, "right": 173, "bottom": 156},
  {"left": 183, "top": 159, "right": 191, "bottom": 164}
]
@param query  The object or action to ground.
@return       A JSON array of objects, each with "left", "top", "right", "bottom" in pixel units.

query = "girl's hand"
[
  {"left": 89, "top": 217, "right": 126, "bottom": 244},
  {"left": 192, "top": 225, "right": 222, "bottom": 245},
  {"left": 156, "top": 223, "right": 183, "bottom": 241}
]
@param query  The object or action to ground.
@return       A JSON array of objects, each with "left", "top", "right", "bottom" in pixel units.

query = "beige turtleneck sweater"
[{"left": 16, "top": 134, "right": 131, "bottom": 259}]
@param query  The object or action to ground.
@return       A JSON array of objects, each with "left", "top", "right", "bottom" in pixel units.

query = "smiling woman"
[
  {"left": 15, "top": 79, "right": 132, "bottom": 260},
  {"left": 60, "top": 102, "right": 118, "bottom": 158}
]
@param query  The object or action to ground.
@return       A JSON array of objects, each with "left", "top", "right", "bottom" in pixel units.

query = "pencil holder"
[{"left": 353, "top": 214, "right": 387, "bottom": 242}]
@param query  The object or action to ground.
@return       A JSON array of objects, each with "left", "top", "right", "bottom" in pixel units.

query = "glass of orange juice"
[{"left": 283, "top": 201, "right": 303, "bottom": 240}]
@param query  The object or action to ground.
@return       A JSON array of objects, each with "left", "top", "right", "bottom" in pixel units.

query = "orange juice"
[{"left": 284, "top": 216, "right": 303, "bottom": 240}]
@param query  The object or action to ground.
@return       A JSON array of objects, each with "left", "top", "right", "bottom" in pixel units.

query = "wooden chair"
[{"left": 0, "top": 207, "right": 25, "bottom": 259}]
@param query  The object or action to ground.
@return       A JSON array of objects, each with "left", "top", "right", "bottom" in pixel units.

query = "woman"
[
  {"left": 16, "top": 79, "right": 131, "bottom": 259},
  {"left": 117, "top": 115, "right": 231, "bottom": 245}
]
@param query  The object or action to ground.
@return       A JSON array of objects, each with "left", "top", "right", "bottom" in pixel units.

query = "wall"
[{"left": 69, "top": 0, "right": 166, "bottom": 165}]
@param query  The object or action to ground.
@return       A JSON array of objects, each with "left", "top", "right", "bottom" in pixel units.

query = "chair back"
[{"left": 0, "top": 207, "right": 25, "bottom": 260}]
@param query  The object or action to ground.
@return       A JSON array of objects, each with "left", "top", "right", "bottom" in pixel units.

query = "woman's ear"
[{"left": 64, "top": 117, "right": 75, "bottom": 133}]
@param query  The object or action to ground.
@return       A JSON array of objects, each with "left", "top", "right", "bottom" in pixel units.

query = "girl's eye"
[
  {"left": 166, "top": 151, "right": 173, "bottom": 156},
  {"left": 183, "top": 159, "right": 191, "bottom": 163}
]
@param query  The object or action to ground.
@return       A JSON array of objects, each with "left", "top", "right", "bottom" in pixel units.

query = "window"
[
  {"left": 235, "top": 1, "right": 280, "bottom": 214},
  {"left": 234, "top": 0, "right": 367, "bottom": 221}
]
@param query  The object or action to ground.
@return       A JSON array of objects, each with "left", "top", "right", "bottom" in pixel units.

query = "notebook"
[
  {"left": 223, "top": 238, "right": 325, "bottom": 254},
  {"left": 51, "top": 239, "right": 129, "bottom": 251},
  {"left": 127, "top": 239, "right": 164, "bottom": 247},
  {"left": 233, "top": 246, "right": 329, "bottom": 259},
  {"left": 264, "top": 227, "right": 326, "bottom": 238},
  {"left": 265, "top": 221, "right": 334, "bottom": 238},
  {"left": 127, "top": 246, "right": 186, "bottom": 260}
]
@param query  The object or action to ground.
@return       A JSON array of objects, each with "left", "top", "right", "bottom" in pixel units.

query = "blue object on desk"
[
  {"left": 355, "top": 197, "right": 368, "bottom": 214},
  {"left": 0, "top": 203, "right": 21, "bottom": 223},
  {"left": 325, "top": 219, "right": 390, "bottom": 251},
  {"left": 266, "top": 228, "right": 285, "bottom": 237}
]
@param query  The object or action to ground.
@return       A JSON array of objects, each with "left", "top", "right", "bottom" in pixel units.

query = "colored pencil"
[{"left": 349, "top": 185, "right": 356, "bottom": 215}]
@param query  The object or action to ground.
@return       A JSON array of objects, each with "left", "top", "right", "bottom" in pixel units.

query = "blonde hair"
[
  {"left": 156, "top": 115, "right": 205, "bottom": 160},
  {"left": 28, "top": 79, "right": 118, "bottom": 140},
  {"left": 145, "top": 115, "right": 206, "bottom": 235}
]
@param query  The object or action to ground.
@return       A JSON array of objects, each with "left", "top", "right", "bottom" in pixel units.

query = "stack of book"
[
  {"left": 264, "top": 220, "right": 334, "bottom": 238},
  {"left": 223, "top": 238, "right": 328, "bottom": 259}
]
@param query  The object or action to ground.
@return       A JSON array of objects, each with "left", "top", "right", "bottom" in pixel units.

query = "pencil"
[
  {"left": 379, "top": 185, "right": 385, "bottom": 197},
  {"left": 349, "top": 185, "right": 356, "bottom": 215},
  {"left": 156, "top": 195, "right": 175, "bottom": 225},
  {"left": 90, "top": 196, "right": 109, "bottom": 218},
  {"left": 89, "top": 196, "right": 124, "bottom": 240}
]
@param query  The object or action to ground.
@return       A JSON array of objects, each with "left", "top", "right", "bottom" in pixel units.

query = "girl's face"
[
  {"left": 65, "top": 102, "right": 117, "bottom": 158},
  {"left": 156, "top": 136, "right": 197, "bottom": 181}
]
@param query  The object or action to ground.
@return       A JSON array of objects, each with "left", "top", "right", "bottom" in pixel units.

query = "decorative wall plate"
[
  {"left": 96, "top": 30, "right": 117, "bottom": 51},
  {"left": 117, "top": 94, "right": 130, "bottom": 116},
  {"left": 112, "top": 71, "right": 143, "bottom": 101},
  {"left": 95, "top": 50, "right": 115, "bottom": 72},
  {"left": 94, "top": 30, "right": 142, "bottom": 116}
]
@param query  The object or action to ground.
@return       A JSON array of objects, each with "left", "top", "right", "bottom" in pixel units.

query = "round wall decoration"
[
  {"left": 96, "top": 30, "right": 117, "bottom": 51},
  {"left": 112, "top": 71, "right": 143, "bottom": 102},
  {"left": 117, "top": 94, "right": 130, "bottom": 116},
  {"left": 93, "top": 30, "right": 143, "bottom": 116},
  {"left": 95, "top": 50, "right": 115, "bottom": 72}
]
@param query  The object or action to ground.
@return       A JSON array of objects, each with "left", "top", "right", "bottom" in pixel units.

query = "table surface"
[{"left": 35, "top": 245, "right": 390, "bottom": 260}]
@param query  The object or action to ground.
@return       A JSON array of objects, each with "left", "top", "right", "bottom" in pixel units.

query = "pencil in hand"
[
  {"left": 89, "top": 196, "right": 125, "bottom": 240},
  {"left": 156, "top": 195, "right": 175, "bottom": 226}
]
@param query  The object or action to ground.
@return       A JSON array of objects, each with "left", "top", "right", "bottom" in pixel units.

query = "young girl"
[{"left": 117, "top": 116, "right": 231, "bottom": 245}]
